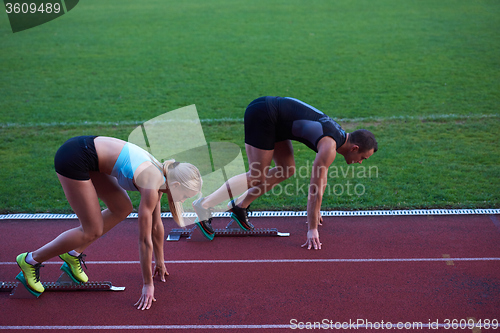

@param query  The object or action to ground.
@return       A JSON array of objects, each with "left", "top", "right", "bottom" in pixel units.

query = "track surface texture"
[{"left": 0, "top": 214, "right": 499, "bottom": 332}]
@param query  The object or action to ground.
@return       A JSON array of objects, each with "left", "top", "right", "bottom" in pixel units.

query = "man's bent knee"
[{"left": 247, "top": 173, "right": 266, "bottom": 188}]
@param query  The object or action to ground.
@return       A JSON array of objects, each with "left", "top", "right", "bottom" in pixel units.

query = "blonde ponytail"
[
  {"left": 162, "top": 159, "right": 177, "bottom": 178},
  {"left": 162, "top": 159, "right": 202, "bottom": 192}
]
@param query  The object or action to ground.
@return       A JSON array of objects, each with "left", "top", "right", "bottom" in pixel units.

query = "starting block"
[
  {"left": 1, "top": 264, "right": 125, "bottom": 299},
  {"left": 167, "top": 218, "right": 290, "bottom": 242}
]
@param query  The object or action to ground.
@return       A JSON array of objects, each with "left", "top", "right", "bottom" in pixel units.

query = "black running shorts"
[
  {"left": 243, "top": 96, "right": 278, "bottom": 150},
  {"left": 54, "top": 136, "right": 99, "bottom": 180}
]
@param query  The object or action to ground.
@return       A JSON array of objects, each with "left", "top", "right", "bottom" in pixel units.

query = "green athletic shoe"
[
  {"left": 16, "top": 252, "right": 45, "bottom": 294},
  {"left": 59, "top": 252, "right": 88, "bottom": 283}
]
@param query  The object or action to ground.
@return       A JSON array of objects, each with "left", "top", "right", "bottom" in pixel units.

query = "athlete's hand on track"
[
  {"left": 153, "top": 263, "right": 169, "bottom": 282},
  {"left": 301, "top": 228, "right": 322, "bottom": 250},
  {"left": 135, "top": 284, "right": 156, "bottom": 310}
]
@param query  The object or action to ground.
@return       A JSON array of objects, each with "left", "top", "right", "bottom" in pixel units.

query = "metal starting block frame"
[
  {"left": 1, "top": 267, "right": 125, "bottom": 299},
  {"left": 167, "top": 218, "right": 290, "bottom": 242}
]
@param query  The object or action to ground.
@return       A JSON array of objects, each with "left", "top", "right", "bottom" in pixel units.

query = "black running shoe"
[
  {"left": 228, "top": 200, "right": 255, "bottom": 231},
  {"left": 192, "top": 197, "right": 214, "bottom": 235}
]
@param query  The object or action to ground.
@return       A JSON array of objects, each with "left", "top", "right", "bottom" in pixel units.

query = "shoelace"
[
  {"left": 32, "top": 263, "right": 44, "bottom": 283},
  {"left": 76, "top": 253, "right": 87, "bottom": 272}
]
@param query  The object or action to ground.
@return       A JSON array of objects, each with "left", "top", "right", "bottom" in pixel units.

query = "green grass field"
[{"left": 1, "top": 0, "right": 499, "bottom": 213}]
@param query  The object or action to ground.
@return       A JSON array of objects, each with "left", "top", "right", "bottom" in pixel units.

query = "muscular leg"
[
  {"left": 201, "top": 141, "right": 295, "bottom": 209},
  {"left": 31, "top": 174, "right": 105, "bottom": 263},
  {"left": 200, "top": 173, "right": 249, "bottom": 209},
  {"left": 32, "top": 172, "right": 133, "bottom": 263},
  {"left": 74, "top": 172, "right": 133, "bottom": 253},
  {"left": 237, "top": 140, "right": 295, "bottom": 208},
  {"left": 200, "top": 144, "right": 274, "bottom": 209}
]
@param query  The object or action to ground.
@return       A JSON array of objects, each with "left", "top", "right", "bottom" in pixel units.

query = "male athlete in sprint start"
[{"left": 193, "top": 96, "right": 378, "bottom": 250}]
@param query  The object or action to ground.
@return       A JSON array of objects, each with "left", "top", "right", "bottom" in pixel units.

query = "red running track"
[{"left": 0, "top": 214, "right": 499, "bottom": 332}]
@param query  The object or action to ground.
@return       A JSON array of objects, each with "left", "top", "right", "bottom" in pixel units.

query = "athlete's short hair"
[{"left": 349, "top": 129, "right": 378, "bottom": 152}]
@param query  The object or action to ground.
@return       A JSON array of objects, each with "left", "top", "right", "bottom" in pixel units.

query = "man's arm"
[{"left": 302, "top": 137, "right": 337, "bottom": 250}]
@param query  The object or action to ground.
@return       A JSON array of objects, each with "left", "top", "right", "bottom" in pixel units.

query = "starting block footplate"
[
  {"left": 1, "top": 269, "right": 125, "bottom": 299},
  {"left": 167, "top": 225, "right": 290, "bottom": 242}
]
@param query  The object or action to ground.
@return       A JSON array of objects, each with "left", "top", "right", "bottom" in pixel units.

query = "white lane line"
[
  {"left": 1, "top": 113, "right": 498, "bottom": 128},
  {"left": 1, "top": 257, "right": 499, "bottom": 265},
  {"left": 0, "top": 325, "right": 289, "bottom": 330},
  {"left": 0, "top": 323, "right": 489, "bottom": 330}
]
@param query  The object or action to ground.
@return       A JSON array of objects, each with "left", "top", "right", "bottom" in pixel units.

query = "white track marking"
[
  {"left": 0, "top": 323, "right": 490, "bottom": 330},
  {"left": 1, "top": 113, "right": 497, "bottom": 128},
  {"left": 1, "top": 257, "right": 499, "bottom": 266}
]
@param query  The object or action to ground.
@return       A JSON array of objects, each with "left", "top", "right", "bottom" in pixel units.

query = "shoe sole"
[
  {"left": 15, "top": 272, "right": 42, "bottom": 297},
  {"left": 195, "top": 219, "right": 215, "bottom": 240},
  {"left": 60, "top": 262, "right": 84, "bottom": 284},
  {"left": 230, "top": 212, "right": 254, "bottom": 231}
]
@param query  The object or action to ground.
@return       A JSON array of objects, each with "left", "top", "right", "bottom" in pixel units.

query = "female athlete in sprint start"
[{"left": 16, "top": 136, "right": 202, "bottom": 310}]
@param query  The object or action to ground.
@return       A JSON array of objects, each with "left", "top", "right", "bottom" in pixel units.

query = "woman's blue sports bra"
[{"left": 110, "top": 142, "right": 165, "bottom": 191}]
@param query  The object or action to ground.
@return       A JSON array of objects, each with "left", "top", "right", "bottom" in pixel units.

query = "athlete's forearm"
[
  {"left": 307, "top": 173, "right": 327, "bottom": 229},
  {"left": 151, "top": 219, "right": 165, "bottom": 265},
  {"left": 307, "top": 137, "right": 335, "bottom": 230},
  {"left": 138, "top": 210, "right": 154, "bottom": 286},
  {"left": 139, "top": 237, "right": 154, "bottom": 285}
]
